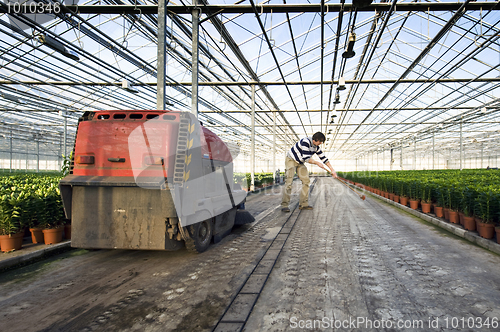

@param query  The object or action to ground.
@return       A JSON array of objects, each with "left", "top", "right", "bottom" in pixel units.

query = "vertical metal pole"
[
  {"left": 64, "top": 114, "right": 67, "bottom": 158},
  {"left": 25, "top": 141, "right": 28, "bottom": 172},
  {"left": 9, "top": 130, "right": 12, "bottom": 173},
  {"left": 36, "top": 140, "right": 40, "bottom": 173},
  {"left": 355, "top": 157, "right": 358, "bottom": 171},
  {"left": 251, "top": 85, "right": 255, "bottom": 191},
  {"left": 273, "top": 111, "right": 276, "bottom": 173},
  {"left": 377, "top": 150, "right": 379, "bottom": 171},
  {"left": 481, "top": 143, "right": 484, "bottom": 168},
  {"left": 460, "top": 118, "right": 463, "bottom": 170},
  {"left": 432, "top": 132, "right": 435, "bottom": 170},
  {"left": 157, "top": 0, "right": 167, "bottom": 110},
  {"left": 386, "top": 150, "right": 388, "bottom": 171},
  {"left": 437, "top": 148, "right": 440, "bottom": 169},
  {"left": 449, "top": 148, "right": 452, "bottom": 169},
  {"left": 320, "top": 0, "right": 324, "bottom": 129},
  {"left": 414, "top": 137, "right": 417, "bottom": 170},
  {"left": 400, "top": 141, "right": 403, "bottom": 170},
  {"left": 191, "top": 3, "right": 200, "bottom": 118}
]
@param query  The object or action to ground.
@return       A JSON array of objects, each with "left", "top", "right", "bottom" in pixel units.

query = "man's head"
[{"left": 312, "top": 132, "right": 326, "bottom": 146}]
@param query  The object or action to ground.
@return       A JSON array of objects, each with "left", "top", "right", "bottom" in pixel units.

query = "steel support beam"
[
  {"left": 6, "top": 78, "right": 500, "bottom": 86},
  {"left": 414, "top": 137, "right": 417, "bottom": 170},
  {"left": 273, "top": 111, "right": 276, "bottom": 174},
  {"left": 9, "top": 130, "right": 12, "bottom": 173},
  {"left": 481, "top": 144, "right": 484, "bottom": 168},
  {"left": 432, "top": 132, "right": 435, "bottom": 170},
  {"left": 36, "top": 140, "right": 39, "bottom": 173},
  {"left": 157, "top": 0, "right": 167, "bottom": 110},
  {"left": 251, "top": 85, "right": 255, "bottom": 192},
  {"left": 61, "top": 3, "right": 500, "bottom": 15},
  {"left": 64, "top": 114, "right": 67, "bottom": 158},
  {"left": 400, "top": 141, "right": 403, "bottom": 170},
  {"left": 460, "top": 118, "right": 463, "bottom": 170},
  {"left": 191, "top": 5, "right": 201, "bottom": 118}
]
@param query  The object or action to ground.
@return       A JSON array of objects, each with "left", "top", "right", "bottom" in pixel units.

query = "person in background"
[{"left": 281, "top": 132, "right": 337, "bottom": 212}]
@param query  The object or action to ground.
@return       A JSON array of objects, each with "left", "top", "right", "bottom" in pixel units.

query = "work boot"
[
  {"left": 299, "top": 206, "right": 313, "bottom": 210},
  {"left": 281, "top": 207, "right": 290, "bottom": 212}
]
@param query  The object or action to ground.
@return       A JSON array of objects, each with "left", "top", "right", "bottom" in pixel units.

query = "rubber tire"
[{"left": 185, "top": 219, "right": 213, "bottom": 253}]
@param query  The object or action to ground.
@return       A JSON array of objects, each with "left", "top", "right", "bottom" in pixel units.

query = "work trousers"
[{"left": 281, "top": 156, "right": 310, "bottom": 208}]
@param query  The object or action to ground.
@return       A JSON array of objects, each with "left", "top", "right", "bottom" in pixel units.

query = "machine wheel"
[{"left": 184, "top": 219, "right": 213, "bottom": 253}]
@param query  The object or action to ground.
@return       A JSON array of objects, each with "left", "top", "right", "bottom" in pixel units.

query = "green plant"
[
  {"left": 61, "top": 151, "right": 73, "bottom": 177},
  {"left": 409, "top": 180, "right": 419, "bottom": 200},
  {"left": 0, "top": 192, "right": 22, "bottom": 235},
  {"left": 399, "top": 181, "right": 407, "bottom": 198},
  {"left": 459, "top": 186, "right": 475, "bottom": 217},
  {"left": 420, "top": 182, "right": 432, "bottom": 203},
  {"left": 474, "top": 190, "right": 498, "bottom": 223}
]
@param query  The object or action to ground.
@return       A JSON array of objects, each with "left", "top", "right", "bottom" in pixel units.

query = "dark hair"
[{"left": 312, "top": 132, "right": 326, "bottom": 143}]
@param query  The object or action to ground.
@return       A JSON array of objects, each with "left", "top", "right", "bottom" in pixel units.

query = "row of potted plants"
[
  {"left": 0, "top": 173, "right": 68, "bottom": 252},
  {"left": 234, "top": 172, "right": 282, "bottom": 190},
  {"left": 339, "top": 169, "right": 500, "bottom": 242}
]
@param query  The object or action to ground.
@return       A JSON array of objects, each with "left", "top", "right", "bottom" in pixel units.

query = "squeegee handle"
[{"left": 336, "top": 178, "right": 366, "bottom": 201}]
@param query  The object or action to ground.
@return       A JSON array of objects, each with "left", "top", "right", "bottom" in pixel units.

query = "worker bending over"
[{"left": 281, "top": 132, "right": 337, "bottom": 212}]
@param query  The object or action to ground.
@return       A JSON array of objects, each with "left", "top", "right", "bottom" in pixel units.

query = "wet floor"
[{"left": 1, "top": 178, "right": 500, "bottom": 332}]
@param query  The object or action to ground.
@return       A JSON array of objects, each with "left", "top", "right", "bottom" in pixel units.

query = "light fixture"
[
  {"left": 353, "top": 0, "right": 374, "bottom": 9},
  {"left": 122, "top": 80, "right": 139, "bottom": 93},
  {"left": 337, "top": 76, "right": 346, "bottom": 90},
  {"left": 1, "top": 92, "right": 26, "bottom": 104},
  {"left": 333, "top": 92, "right": 341, "bottom": 104},
  {"left": 342, "top": 32, "right": 356, "bottom": 59},
  {"left": 38, "top": 34, "right": 80, "bottom": 61}
]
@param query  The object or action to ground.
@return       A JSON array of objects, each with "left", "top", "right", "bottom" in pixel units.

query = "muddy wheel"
[{"left": 184, "top": 219, "right": 213, "bottom": 253}]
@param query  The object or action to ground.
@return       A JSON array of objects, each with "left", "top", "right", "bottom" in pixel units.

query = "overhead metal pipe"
[
  {"left": 4, "top": 77, "right": 500, "bottom": 86},
  {"left": 62, "top": 3, "right": 500, "bottom": 15}
]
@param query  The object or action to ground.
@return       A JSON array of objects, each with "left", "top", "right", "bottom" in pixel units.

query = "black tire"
[{"left": 184, "top": 219, "right": 213, "bottom": 253}]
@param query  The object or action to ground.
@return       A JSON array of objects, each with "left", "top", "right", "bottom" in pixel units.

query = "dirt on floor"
[{"left": 0, "top": 181, "right": 299, "bottom": 332}]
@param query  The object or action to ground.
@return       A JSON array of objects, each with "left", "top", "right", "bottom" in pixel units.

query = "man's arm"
[{"left": 325, "top": 161, "right": 338, "bottom": 178}]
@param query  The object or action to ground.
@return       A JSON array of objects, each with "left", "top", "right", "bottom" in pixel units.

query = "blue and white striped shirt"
[{"left": 287, "top": 137, "right": 329, "bottom": 164}]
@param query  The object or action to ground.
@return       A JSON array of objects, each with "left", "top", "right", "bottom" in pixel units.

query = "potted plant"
[
  {"left": 39, "top": 187, "right": 64, "bottom": 244},
  {"left": 399, "top": 181, "right": 409, "bottom": 206},
  {"left": 0, "top": 192, "right": 24, "bottom": 252},
  {"left": 25, "top": 190, "right": 44, "bottom": 244},
  {"left": 447, "top": 185, "right": 460, "bottom": 224},
  {"left": 474, "top": 189, "right": 497, "bottom": 239},
  {"left": 409, "top": 180, "right": 420, "bottom": 210},
  {"left": 434, "top": 187, "right": 445, "bottom": 218},
  {"left": 420, "top": 182, "right": 433, "bottom": 214},
  {"left": 460, "top": 186, "right": 476, "bottom": 231}
]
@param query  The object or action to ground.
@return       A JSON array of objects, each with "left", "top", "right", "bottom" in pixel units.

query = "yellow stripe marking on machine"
[
  {"left": 187, "top": 139, "right": 193, "bottom": 149},
  {"left": 185, "top": 154, "right": 192, "bottom": 165},
  {"left": 183, "top": 170, "right": 190, "bottom": 181}
]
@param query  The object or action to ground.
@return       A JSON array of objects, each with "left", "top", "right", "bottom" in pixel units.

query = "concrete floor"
[
  {"left": 1, "top": 177, "right": 500, "bottom": 332},
  {"left": 244, "top": 177, "right": 500, "bottom": 331}
]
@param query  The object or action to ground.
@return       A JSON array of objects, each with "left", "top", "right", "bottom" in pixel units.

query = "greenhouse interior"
[
  {"left": 2, "top": 2, "right": 500, "bottom": 331},
  {"left": 0, "top": 0, "right": 499, "bottom": 174}
]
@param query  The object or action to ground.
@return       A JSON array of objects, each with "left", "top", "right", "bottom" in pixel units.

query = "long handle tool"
[{"left": 336, "top": 178, "right": 366, "bottom": 201}]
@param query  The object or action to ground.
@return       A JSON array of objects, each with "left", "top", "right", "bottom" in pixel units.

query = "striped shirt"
[{"left": 287, "top": 137, "right": 329, "bottom": 164}]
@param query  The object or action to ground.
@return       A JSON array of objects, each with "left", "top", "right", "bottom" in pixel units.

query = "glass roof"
[{"left": 1, "top": 0, "right": 499, "bottom": 164}]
